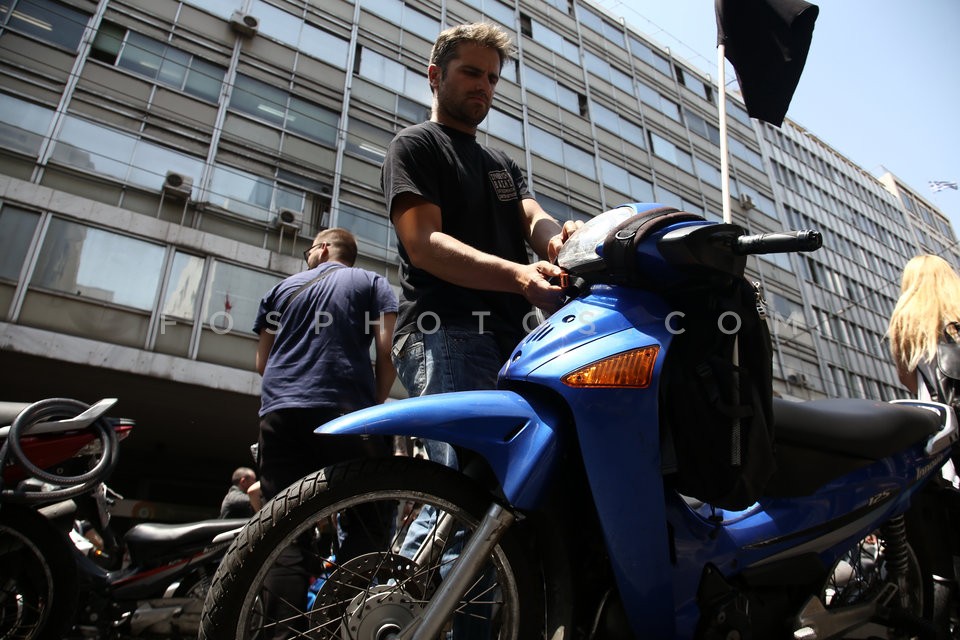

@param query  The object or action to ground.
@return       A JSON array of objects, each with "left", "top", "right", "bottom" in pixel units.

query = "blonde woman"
[{"left": 887, "top": 254, "right": 960, "bottom": 397}]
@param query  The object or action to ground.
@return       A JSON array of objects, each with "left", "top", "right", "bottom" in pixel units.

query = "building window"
[
  {"left": 358, "top": 0, "right": 440, "bottom": 41},
  {"left": 203, "top": 261, "right": 280, "bottom": 334},
  {"left": 160, "top": 251, "right": 205, "bottom": 321},
  {"left": 638, "top": 82, "right": 680, "bottom": 121},
  {"left": 600, "top": 159, "right": 654, "bottom": 202},
  {"left": 90, "top": 22, "right": 225, "bottom": 103},
  {"left": 31, "top": 218, "right": 165, "bottom": 310},
  {"left": 208, "top": 163, "right": 306, "bottom": 223},
  {"left": 649, "top": 131, "right": 693, "bottom": 173},
  {"left": 229, "top": 74, "right": 339, "bottom": 147},
  {"left": 524, "top": 65, "right": 581, "bottom": 114},
  {"left": 0, "top": 0, "right": 88, "bottom": 50},
  {"left": 628, "top": 35, "right": 672, "bottom": 76},
  {"left": 463, "top": 0, "right": 515, "bottom": 26},
  {"left": 51, "top": 115, "right": 204, "bottom": 193},
  {"left": 589, "top": 100, "right": 646, "bottom": 150},
  {"left": 356, "top": 47, "right": 432, "bottom": 107},
  {"left": 338, "top": 202, "right": 395, "bottom": 250},
  {"left": 529, "top": 126, "right": 596, "bottom": 179},
  {"left": 250, "top": 0, "right": 349, "bottom": 69},
  {"left": 479, "top": 108, "right": 524, "bottom": 145},
  {"left": 0, "top": 92, "right": 54, "bottom": 156},
  {"left": 577, "top": 7, "right": 625, "bottom": 49},
  {"left": 0, "top": 206, "right": 40, "bottom": 282}
]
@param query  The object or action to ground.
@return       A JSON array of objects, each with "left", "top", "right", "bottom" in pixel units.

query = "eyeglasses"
[{"left": 303, "top": 242, "right": 327, "bottom": 262}]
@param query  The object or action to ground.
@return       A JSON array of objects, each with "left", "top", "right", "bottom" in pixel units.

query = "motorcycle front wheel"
[
  {"left": 0, "top": 505, "right": 79, "bottom": 640},
  {"left": 199, "top": 456, "right": 542, "bottom": 640}
]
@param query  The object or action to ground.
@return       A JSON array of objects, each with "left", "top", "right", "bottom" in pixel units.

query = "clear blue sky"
[{"left": 593, "top": 0, "right": 960, "bottom": 237}]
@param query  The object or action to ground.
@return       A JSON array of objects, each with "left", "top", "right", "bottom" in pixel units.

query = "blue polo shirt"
[{"left": 254, "top": 263, "right": 398, "bottom": 416}]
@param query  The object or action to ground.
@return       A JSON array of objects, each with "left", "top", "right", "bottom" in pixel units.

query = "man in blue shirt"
[{"left": 252, "top": 227, "right": 397, "bottom": 638}]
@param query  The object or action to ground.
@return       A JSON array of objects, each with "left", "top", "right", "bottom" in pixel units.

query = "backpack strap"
[
  {"left": 278, "top": 264, "right": 345, "bottom": 316},
  {"left": 600, "top": 207, "right": 704, "bottom": 286}
]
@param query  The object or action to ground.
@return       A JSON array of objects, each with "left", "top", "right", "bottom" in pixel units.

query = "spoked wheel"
[
  {"left": 820, "top": 526, "right": 929, "bottom": 639},
  {"left": 0, "top": 505, "right": 79, "bottom": 640},
  {"left": 199, "top": 456, "right": 542, "bottom": 639}
]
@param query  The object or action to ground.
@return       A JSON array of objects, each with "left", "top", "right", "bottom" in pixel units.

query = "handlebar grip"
[{"left": 734, "top": 229, "right": 822, "bottom": 255}]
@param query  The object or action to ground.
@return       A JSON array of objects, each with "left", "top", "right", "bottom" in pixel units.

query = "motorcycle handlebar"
[{"left": 734, "top": 229, "right": 822, "bottom": 255}]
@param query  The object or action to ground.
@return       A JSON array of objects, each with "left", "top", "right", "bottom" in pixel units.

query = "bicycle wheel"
[
  {"left": 0, "top": 505, "right": 79, "bottom": 640},
  {"left": 199, "top": 456, "right": 542, "bottom": 639}
]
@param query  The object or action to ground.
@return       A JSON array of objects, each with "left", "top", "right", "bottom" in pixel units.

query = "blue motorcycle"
[{"left": 200, "top": 204, "right": 960, "bottom": 639}]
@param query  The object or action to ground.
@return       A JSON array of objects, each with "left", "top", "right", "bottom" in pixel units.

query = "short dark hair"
[
  {"left": 313, "top": 227, "right": 358, "bottom": 266},
  {"left": 430, "top": 22, "right": 514, "bottom": 73}
]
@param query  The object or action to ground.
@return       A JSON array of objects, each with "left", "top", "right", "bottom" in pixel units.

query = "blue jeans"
[{"left": 393, "top": 326, "right": 504, "bottom": 635}]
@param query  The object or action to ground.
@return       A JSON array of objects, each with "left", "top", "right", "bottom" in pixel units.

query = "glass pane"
[
  {"left": 231, "top": 75, "right": 286, "bottom": 126},
  {"left": 203, "top": 261, "right": 280, "bottom": 333},
  {"left": 0, "top": 206, "right": 40, "bottom": 281},
  {"left": 286, "top": 97, "right": 338, "bottom": 146},
  {"left": 338, "top": 203, "right": 394, "bottom": 249},
  {"left": 184, "top": 57, "right": 224, "bottom": 102},
  {"left": 208, "top": 164, "right": 272, "bottom": 221},
  {"left": 119, "top": 32, "right": 165, "bottom": 80},
  {"left": 10, "top": 0, "right": 87, "bottom": 50},
  {"left": 299, "top": 23, "right": 348, "bottom": 69},
  {"left": 157, "top": 46, "right": 190, "bottom": 89},
  {"left": 90, "top": 21, "right": 124, "bottom": 64},
  {"left": 53, "top": 116, "right": 135, "bottom": 179},
  {"left": 31, "top": 218, "right": 164, "bottom": 310},
  {"left": 401, "top": 6, "right": 439, "bottom": 41},
  {"left": 250, "top": 0, "right": 301, "bottom": 46},
  {"left": 161, "top": 251, "right": 204, "bottom": 320},
  {"left": 128, "top": 141, "right": 204, "bottom": 193},
  {"left": 0, "top": 93, "right": 53, "bottom": 155}
]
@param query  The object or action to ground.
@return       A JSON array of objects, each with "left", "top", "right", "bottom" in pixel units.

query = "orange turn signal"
[{"left": 561, "top": 346, "right": 659, "bottom": 388}]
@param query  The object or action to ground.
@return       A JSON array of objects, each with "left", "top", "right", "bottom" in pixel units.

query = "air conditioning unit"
[
  {"left": 230, "top": 11, "right": 259, "bottom": 36},
  {"left": 738, "top": 193, "right": 755, "bottom": 210},
  {"left": 274, "top": 208, "right": 302, "bottom": 232},
  {"left": 162, "top": 171, "right": 193, "bottom": 200},
  {"left": 787, "top": 373, "right": 807, "bottom": 387}
]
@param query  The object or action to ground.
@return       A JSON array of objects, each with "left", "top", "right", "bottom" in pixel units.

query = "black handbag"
[{"left": 918, "top": 321, "right": 960, "bottom": 407}]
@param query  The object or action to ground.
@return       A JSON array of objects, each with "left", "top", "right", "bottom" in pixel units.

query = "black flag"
[{"left": 716, "top": 0, "right": 819, "bottom": 126}]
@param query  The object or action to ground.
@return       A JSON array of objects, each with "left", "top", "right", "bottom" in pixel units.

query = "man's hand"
[
  {"left": 518, "top": 261, "right": 565, "bottom": 313},
  {"left": 547, "top": 219, "right": 584, "bottom": 263}
]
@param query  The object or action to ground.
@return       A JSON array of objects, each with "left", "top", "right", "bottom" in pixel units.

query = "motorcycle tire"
[
  {"left": 0, "top": 505, "right": 80, "bottom": 640},
  {"left": 199, "top": 456, "right": 542, "bottom": 640}
]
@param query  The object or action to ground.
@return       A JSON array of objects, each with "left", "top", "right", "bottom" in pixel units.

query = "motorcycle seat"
[
  {"left": 764, "top": 398, "right": 942, "bottom": 498},
  {"left": 772, "top": 398, "right": 940, "bottom": 459},
  {"left": 124, "top": 518, "right": 248, "bottom": 566}
]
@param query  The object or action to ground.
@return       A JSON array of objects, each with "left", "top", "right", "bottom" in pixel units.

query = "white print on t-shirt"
[{"left": 488, "top": 169, "right": 517, "bottom": 202}]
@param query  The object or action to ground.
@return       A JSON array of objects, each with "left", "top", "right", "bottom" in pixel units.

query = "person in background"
[
  {"left": 253, "top": 227, "right": 398, "bottom": 638},
  {"left": 219, "top": 466, "right": 256, "bottom": 518},
  {"left": 887, "top": 253, "right": 960, "bottom": 489},
  {"left": 887, "top": 254, "right": 960, "bottom": 396}
]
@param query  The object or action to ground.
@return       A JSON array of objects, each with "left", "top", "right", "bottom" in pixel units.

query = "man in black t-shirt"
[{"left": 381, "top": 22, "right": 579, "bottom": 405}]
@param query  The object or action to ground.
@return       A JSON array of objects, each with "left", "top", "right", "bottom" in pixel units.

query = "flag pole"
[{"left": 718, "top": 43, "right": 731, "bottom": 224}]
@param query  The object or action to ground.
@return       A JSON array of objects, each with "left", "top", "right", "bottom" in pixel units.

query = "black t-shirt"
[{"left": 381, "top": 121, "right": 533, "bottom": 348}]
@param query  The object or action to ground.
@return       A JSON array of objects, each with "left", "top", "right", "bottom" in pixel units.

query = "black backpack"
[
  {"left": 658, "top": 275, "right": 776, "bottom": 510},
  {"left": 917, "top": 321, "right": 960, "bottom": 411}
]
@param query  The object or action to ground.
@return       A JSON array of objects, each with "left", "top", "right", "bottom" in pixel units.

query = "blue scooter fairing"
[{"left": 315, "top": 391, "right": 563, "bottom": 510}]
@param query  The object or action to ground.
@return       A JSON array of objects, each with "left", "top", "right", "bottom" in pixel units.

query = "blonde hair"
[{"left": 887, "top": 254, "right": 960, "bottom": 371}]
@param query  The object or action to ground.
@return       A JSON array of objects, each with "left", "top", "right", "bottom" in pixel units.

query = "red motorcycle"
[{"left": 0, "top": 398, "right": 247, "bottom": 640}]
